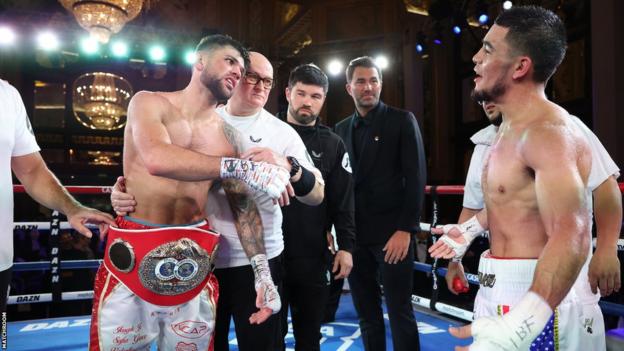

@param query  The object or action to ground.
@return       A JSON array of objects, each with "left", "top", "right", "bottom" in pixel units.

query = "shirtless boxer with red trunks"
[{"left": 89, "top": 34, "right": 289, "bottom": 351}]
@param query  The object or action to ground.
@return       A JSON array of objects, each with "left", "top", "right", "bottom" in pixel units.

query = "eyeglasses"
[{"left": 244, "top": 72, "right": 274, "bottom": 89}]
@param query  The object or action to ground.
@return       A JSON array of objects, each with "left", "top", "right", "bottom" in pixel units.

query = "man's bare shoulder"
[
  {"left": 127, "top": 91, "right": 177, "bottom": 122},
  {"left": 130, "top": 90, "right": 171, "bottom": 106},
  {"left": 521, "top": 107, "right": 588, "bottom": 166}
]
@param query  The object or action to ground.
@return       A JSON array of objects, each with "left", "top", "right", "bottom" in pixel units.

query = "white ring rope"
[
  {"left": 13, "top": 222, "right": 98, "bottom": 230},
  {"left": 7, "top": 291, "right": 93, "bottom": 305}
]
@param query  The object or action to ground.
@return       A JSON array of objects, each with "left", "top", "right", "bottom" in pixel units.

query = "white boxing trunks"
[
  {"left": 89, "top": 216, "right": 220, "bottom": 351},
  {"left": 474, "top": 250, "right": 605, "bottom": 351}
]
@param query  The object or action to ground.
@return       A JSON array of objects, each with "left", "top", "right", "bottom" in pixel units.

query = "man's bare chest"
[
  {"left": 482, "top": 139, "right": 534, "bottom": 205},
  {"left": 165, "top": 117, "right": 233, "bottom": 156}
]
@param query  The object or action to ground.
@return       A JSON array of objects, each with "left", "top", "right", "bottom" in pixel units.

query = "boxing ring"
[{"left": 5, "top": 184, "right": 624, "bottom": 350}]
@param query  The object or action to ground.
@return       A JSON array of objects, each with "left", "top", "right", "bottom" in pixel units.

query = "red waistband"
[
  {"left": 104, "top": 217, "right": 220, "bottom": 306},
  {"left": 115, "top": 216, "right": 213, "bottom": 230}
]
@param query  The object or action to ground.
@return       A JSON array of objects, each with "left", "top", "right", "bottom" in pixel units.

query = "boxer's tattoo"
[
  {"left": 222, "top": 120, "right": 243, "bottom": 156},
  {"left": 219, "top": 118, "right": 266, "bottom": 258},
  {"left": 222, "top": 179, "right": 265, "bottom": 257}
]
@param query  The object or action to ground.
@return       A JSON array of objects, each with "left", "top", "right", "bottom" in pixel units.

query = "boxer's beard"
[
  {"left": 201, "top": 71, "right": 231, "bottom": 101},
  {"left": 471, "top": 80, "right": 506, "bottom": 105},
  {"left": 289, "top": 105, "right": 318, "bottom": 125},
  {"left": 490, "top": 112, "right": 503, "bottom": 126},
  {"left": 471, "top": 69, "right": 509, "bottom": 105}
]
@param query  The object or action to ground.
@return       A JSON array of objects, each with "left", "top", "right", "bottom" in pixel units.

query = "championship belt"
[{"left": 103, "top": 223, "right": 220, "bottom": 306}]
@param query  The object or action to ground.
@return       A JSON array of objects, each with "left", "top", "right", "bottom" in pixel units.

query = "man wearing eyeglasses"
[
  {"left": 110, "top": 51, "right": 324, "bottom": 350},
  {"left": 210, "top": 51, "right": 324, "bottom": 351}
]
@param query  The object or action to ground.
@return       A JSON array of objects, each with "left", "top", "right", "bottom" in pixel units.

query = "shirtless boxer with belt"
[{"left": 89, "top": 35, "right": 289, "bottom": 351}]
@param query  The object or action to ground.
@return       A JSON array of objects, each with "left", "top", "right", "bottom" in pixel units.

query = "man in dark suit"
[{"left": 334, "top": 56, "right": 426, "bottom": 351}]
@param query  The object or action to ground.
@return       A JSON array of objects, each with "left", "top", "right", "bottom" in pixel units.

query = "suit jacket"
[{"left": 334, "top": 101, "right": 426, "bottom": 245}]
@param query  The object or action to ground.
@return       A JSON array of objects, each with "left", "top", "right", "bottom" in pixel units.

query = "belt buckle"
[{"left": 139, "top": 238, "right": 213, "bottom": 295}]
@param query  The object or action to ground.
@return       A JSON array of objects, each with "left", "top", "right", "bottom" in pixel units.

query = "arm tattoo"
[
  {"left": 220, "top": 118, "right": 266, "bottom": 257},
  {"left": 221, "top": 120, "right": 244, "bottom": 156},
  {"left": 222, "top": 178, "right": 266, "bottom": 257}
]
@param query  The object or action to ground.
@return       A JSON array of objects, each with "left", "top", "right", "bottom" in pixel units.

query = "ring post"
[
  {"left": 429, "top": 185, "right": 440, "bottom": 312},
  {"left": 49, "top": 211, "right": 62, "bottom": 303}
]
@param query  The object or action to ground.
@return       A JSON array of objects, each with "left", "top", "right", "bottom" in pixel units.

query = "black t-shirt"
[{"left": 278, "top": 118, "right": 355, "bottom": 259}]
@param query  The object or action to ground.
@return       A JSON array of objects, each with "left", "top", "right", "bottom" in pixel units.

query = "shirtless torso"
[
  {"left": 429, "top": 8, "right": 605, "bottom": 349},
  {"left": 124, "top": 90, "right": 237, "bottom": 224},
  {"left": 482, "top": 101, "right": 592, "bottom": 259}
]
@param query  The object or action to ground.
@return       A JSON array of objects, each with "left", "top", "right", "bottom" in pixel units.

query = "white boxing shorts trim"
[{"left": 473, "top": 250, "right": 605, "bottom": 351}]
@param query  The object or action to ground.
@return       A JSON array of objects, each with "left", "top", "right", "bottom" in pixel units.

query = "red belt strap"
[{"left": 103, "top": 224, "right": 220, "bottom": 306}]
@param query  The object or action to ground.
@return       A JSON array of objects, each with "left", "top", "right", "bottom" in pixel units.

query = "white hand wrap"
[
  {"left": 438, "top": 215, "right": 485, "bottom": 260},
  {"left": 220, "top": 158, "right": 289, "bottom": 199},
  {"left": 469, "top": 292, "right": 553, "bottom": 350},
  {"left": 250, "top": 254, "right": 281, "bottom": 314}
]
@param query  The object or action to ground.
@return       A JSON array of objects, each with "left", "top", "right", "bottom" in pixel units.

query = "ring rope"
[
  {"left": 12, "top": 221, "right": 624, "bottom": 249},
  {"left": 418, "top": 222, "right": 624, "bottom": 251},
  {"left": 12, "top": 260, "right": 102, "bottom": 272},
  {"left": 13, "top": 222, "right": 98, "bottom": 230},
  {"left": 424, "top": 183, "right": 624, "bottom": 195},
  {"left": 13, "top": 185, "right": 112, "bottom": 194},
  {"left": 7, "top": 290, "right": 93, "bottom": 305},
  {"left": 12, "top": 183, "right": 624, "bottom": 195}
]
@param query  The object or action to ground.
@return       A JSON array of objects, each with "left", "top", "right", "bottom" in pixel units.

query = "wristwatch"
[{"left": 286, "top": 156, "right": 301, "bottom": 177}]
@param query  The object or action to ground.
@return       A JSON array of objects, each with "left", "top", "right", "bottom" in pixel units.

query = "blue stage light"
[{"left": 478, "top": 14, "right": 489, "bottom": 25}]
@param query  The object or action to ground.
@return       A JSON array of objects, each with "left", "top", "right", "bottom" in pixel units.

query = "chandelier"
[
  {"left": 88, "top": 151, "right": 121, "bottom": 165},
  {"left": 72, "top": 72, "right": 133, "bottom": 130},
  {"left": 59, "top": 0, "right": 145, "bottom": 43}
]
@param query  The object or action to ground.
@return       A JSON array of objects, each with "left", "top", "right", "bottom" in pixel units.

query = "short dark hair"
[
  {"left": 345, "top": 56, "right": 382, "bottom": 83},
  {"left": 195, "top": 34, "right": 250, "bottom": 70},
  {"left": 288, "top": 63, "right": 329, "bottom": 93},
  {"left": 495, "top": 5, "right": 566, "bottom": 83}
]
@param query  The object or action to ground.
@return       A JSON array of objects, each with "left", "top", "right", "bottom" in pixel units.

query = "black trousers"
[
  {"left": 281, "top": 255, "right": 332, "bottom": 351},
  {"left": 213, "top": 255, "right": 284, "bottom": 351},
  {"left": 0, "top": 268, "right": 9, "bottom": 313},
  {"left": 348, "top": 243, "right": 420, "bottom": 351},
  {"left": 323, "top": 275, "right": 344, "bottom": 323}
]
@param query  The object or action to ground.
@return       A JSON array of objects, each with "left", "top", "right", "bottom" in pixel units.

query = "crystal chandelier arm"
[
  {"left": 73, "top": 72, "right": 131, "bottom": 130},
  {"left": 60, "top": 0, "right": 145, "bottom": 43}
]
